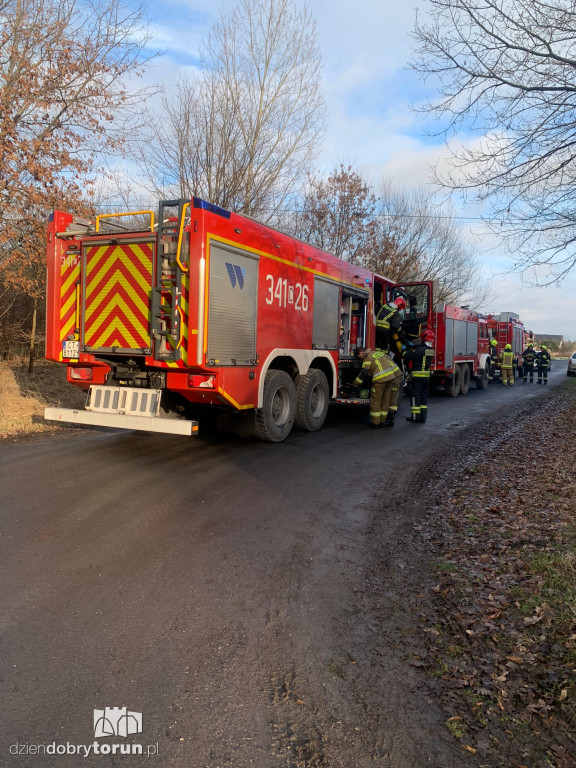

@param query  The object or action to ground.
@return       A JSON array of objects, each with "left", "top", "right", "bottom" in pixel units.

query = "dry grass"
[{"left": 0, "top": 359, "right": 86, "bottom": 438}]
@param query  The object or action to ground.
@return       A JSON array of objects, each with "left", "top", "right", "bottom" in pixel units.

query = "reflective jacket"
[
  {"left": 536, "top": 350, "right": 551, "bottom": 368},
  {"left": 522, "top": 348, "right": 536, "bottom": 366},
  {"left": 375, "top": 303, "right": 402, "bottom": 333},
  {"left": 501, "top": 351, "right": 514, "bottom": 369},
  {"left": 353, "top": 349, "right": 401, "bottom": 387},
  {"left": 403, "top": 343, "right": 435, "bottom": 378}
]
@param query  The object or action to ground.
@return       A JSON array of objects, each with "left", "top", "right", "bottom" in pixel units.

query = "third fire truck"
[{"left": 486, "top": 311, "right": 527, "bottom": 379}]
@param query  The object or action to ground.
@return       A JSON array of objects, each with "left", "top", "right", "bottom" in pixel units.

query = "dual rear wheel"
[
  {"left": 445, "top": 363, "right": 472, "bottom": 397},
  {"left": 253, "top": 368, "right": 329, "bottom": 442}
]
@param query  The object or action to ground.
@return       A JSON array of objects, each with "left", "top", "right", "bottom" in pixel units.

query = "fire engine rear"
[
  {"left": 44, "top": 198, "right": 418, "bottom": 441},
  {"left": 486, "top": 312, "right": 526, "bottom": 380}
]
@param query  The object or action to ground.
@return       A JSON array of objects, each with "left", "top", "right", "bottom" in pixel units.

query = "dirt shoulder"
[
  {"left": 0, "top": 360, "right": 85, "bottom": 438},
  {"left": 404, "top": 379, "right": 576, "bottom": 767}
]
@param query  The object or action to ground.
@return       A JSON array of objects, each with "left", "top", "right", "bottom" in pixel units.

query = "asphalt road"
[{"left": 0, "top": 365, "right": 567, "bottom": 768}]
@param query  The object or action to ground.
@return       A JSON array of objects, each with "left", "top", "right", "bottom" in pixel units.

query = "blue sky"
[{"left": 139, "top": 0, "right": 576, "bottom": 341}]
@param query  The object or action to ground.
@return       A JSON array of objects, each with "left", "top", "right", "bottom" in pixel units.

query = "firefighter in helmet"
[
  {"left": 500, "top": 343, "right": 515, "bottom": 386},
  {"left": 352, "top": 348, "right": 403, "bottom": 428},
  {"left": 404, "top": 329, "right": 435, "bottom": 423},
  {"left": 488, "top": 338, "right": 499, "bottom": 381},
  {"left": 521, "top": 342, "right": 536, "bottom": 383},
  {"left": 375, "top": 297, "right": 406, "bottom": 353},
  {"left": 536, "top": 344, "right": 551, "bottom": 384}
]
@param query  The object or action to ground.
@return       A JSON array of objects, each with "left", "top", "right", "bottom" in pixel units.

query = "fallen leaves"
[{"left": 418, "top": 385, "right": 576, "bottom": 764}]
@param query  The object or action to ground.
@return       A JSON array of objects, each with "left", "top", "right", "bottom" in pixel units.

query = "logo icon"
[
  {"left": 225, "top": 262, "right": 246, "bottom": 290},
  {"left": 94, "top": 708, "right": 143, "bottom": 738}
]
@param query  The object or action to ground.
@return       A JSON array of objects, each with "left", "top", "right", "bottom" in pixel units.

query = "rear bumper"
[{"left": 44, "top": 407, "right": 198, "bottom": 436}]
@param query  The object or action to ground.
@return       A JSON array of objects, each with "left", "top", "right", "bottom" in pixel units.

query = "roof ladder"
[{"left": 151, "top": 199, "right": 189, "bottom": 361}]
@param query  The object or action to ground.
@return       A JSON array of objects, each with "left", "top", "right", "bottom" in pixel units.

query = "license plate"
[{"left": 62, "top": 340, "right": 80, "bottom": 358}]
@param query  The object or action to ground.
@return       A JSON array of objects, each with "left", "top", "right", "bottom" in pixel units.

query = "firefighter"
[
  {"left": 352, "top": 348, "right": 403, "bottom": 428},
  {"left": 522, "top": 343, "right": 536, "bottom": 383},
  {"left": 536, "top": 344, "right": 551, "bottom": 384},
  {"left": 404, "top": 329, "right": 435, "bottom": 423},
  {"left": 488, "top": 338, "right": 499, "bottom": 381},
  {"left": 500, "top": 343, "right": 515, "bottom": 386},
  {"left": 375, "top": 297, "right": 406, "bottom": 353}
]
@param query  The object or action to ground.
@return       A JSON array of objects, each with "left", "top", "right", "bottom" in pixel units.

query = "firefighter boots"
[
  {"left": 406, "top": 414, "right": 420, "bottom": 423},
  {"left": 383, "top": 413, "right": 396, "bottom": 428}
]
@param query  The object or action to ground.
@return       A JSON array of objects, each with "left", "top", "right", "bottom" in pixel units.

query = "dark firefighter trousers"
[
  {"left": 410, "top": 376, "right": 430, "bottom": 422},
  {"left": 523, "top": 364, "right": 534, "bottom": 382},
  {"left": 370, "top": 371, "right": 403, "bottom": 425},
  {"left": 537, "top": 364, "right": 548, "bottom": 384},
  {"left": 488, "top": 357, "right": 497, "bottom": 381}
]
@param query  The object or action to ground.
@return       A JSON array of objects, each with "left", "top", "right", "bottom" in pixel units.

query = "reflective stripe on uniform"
[
  {"left": 371, "top": 350, "right": 400, "bottom": 381},
  {"left": 375, "top": 303, "right": 397, "bottom": 330},
  {"left": 373, "top": 368, "right": 398, "bottom": 381}
]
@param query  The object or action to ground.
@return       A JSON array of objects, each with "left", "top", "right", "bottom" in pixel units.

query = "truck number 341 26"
[{"left": 265, "top": 274, "right": 309, "bottom": 311}]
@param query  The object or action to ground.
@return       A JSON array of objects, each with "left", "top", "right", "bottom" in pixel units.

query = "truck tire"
[
  {"left": 445, "top": 366, "right": 461, "bottom": 397},
  {"left": 459, "top": 364, "right": 470, "bottom": 395},
  {"left": 294, "top": 368, "right": 329, "bottom": 432},
  {"left": 476, "top": 363, "right": 489, "bottom": 390},
  {"left": 253, "top": 370, "right": 296, "bottom": 442}
]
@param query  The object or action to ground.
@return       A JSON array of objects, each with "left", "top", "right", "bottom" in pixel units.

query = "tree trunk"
[{"left": 28, "top": 298, "right": 38, "bottom": 374}]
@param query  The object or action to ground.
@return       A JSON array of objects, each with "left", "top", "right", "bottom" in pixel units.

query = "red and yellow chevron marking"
[
  {"left": 59, "top": 257, "right": 81, "bottom": 358},
  {"left": 84, "top": 243, "right": 153, "bottom": 351}
]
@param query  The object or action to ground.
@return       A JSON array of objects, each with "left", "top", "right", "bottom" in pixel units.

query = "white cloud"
[
  {"left": 126, "top": 0, "right": 575, "bottom": 335},
  {"left": 478, "top": 274, "right": 576, "bottom": 340}
]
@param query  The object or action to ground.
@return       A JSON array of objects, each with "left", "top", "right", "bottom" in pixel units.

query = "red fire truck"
[
  {"left": 44, "top": 197, "right": 512, "bottom": 440},
  {"left": 387, "top": 286, "right": 492, "bottom": 396},
  {"left": 45, "top": 197, "right": 440, "bottom": 441},
  {"left": 429, "top": 303, "right": 491, "bottom": 395},
  {"left": 486, "top": 312, "right": 526, "bottom": 380}
]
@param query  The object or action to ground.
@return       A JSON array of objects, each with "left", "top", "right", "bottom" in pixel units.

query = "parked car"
[{"left": 568, "top": 352, "right": 576, "bottom": 377}]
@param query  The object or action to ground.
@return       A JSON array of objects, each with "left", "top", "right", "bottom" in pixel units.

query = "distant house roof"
[{"left": 534, "top": 334, "right": 564, "bottom": 344}]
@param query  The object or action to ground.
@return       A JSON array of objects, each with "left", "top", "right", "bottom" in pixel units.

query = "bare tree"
[
  {"left": 0, "top": 0, "right": 153, "bottom": 215},
  {"left": 0, "top": 0, "right": 154, "bottom": 366},
  {"left": 377, "top": 184, "right": 489, "bottom": 305},
  {"left": 136, "top": 0, "right": 326, "bottom": 219},
  {"left": 291, "top": 165, "right": 381, "bottom": 264},
  {"left": 289, "top": 165, "right": 486, "bottom": 303},
  {"left": 411, "top": 0, "right": 576, "bottom": 280}
]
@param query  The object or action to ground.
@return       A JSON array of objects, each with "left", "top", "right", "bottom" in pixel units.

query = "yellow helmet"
[
  {"left": 541, "top": 344, "right": 547, "bottom": 350},
  {"left": 490, "top": 339, "right": 498, "bottom": 346},
  {"left": 505, "top": 343, "right": 512, "bottom": 350}
]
